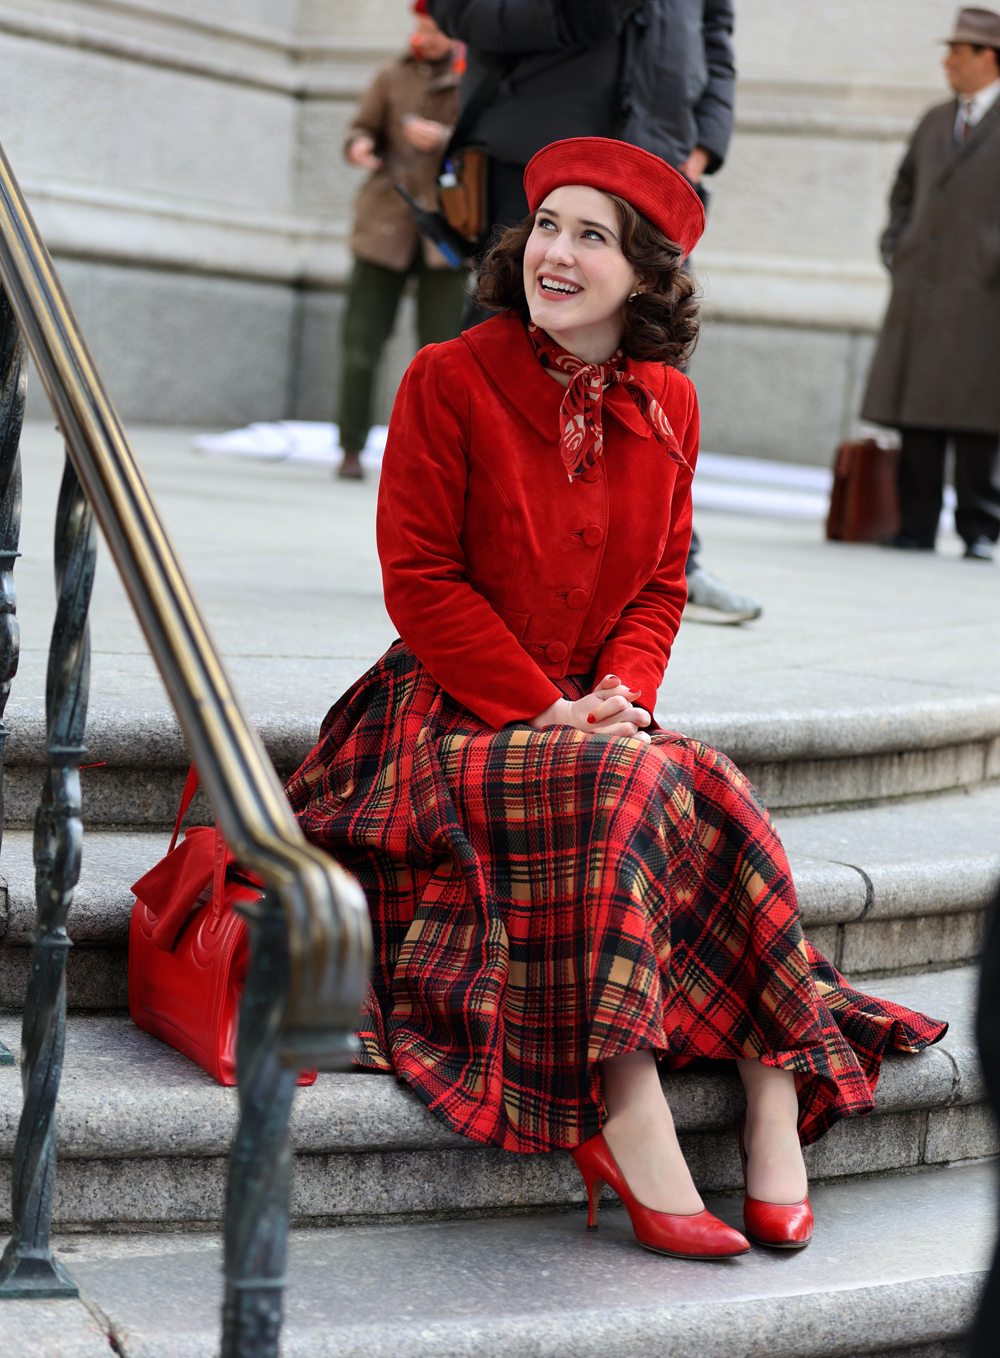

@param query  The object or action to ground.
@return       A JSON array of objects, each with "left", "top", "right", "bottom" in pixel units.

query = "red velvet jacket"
[{"left": 376, "top": 311, "right": 698, "bottom": 729}]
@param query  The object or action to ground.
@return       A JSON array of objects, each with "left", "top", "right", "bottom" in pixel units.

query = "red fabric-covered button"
[
  {"left": 581, "top": 463, "right": 603, "bottom": 482},
  {"left": 545, "top": 641, "right": 568, "bottom": 662},
  {"left": 567, "top": 588, "right": 589, "bottom": 610},
  {"left": 582, "top": 525, "right": 604, "bottom": 548}
]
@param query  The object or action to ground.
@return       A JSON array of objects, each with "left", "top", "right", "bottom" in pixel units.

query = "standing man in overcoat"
[{"left": 862, "top": 8, "right": 1000, "bottom": 561}]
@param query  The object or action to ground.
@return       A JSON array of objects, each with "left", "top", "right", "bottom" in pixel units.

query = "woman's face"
[{"left": 522, "top": 184, "right": 640, "bottom": 358}]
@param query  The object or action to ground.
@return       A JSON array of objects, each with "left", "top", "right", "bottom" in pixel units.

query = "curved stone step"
[
  {"left": 43, "top": 1160, "right": 996, "bottom": 1358},
  {"left": 2, "top": 784, "right": 996, "bottom": 1010},
  {"left": 775, "top": 782, "right": 1000, "bottom": 977},
  {"left": 0, "top": 969, "right": 991, "bottom": 1230},
  {"left": 676, "top": 689, "right": 1000, "bottom": 811},
  {"left": 3, "top": 694, "right": 1000, "bottom": 825}
]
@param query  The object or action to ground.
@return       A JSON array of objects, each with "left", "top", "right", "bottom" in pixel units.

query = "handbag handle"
[
  {"left": 168, "top": 764, "right": 202, "bottom": 854},
  {"left": 209, "top": 821, "right": 229, "bottom": 933},
  {"left": 168, "top": 764, "right": 230, "bottom": 933}
]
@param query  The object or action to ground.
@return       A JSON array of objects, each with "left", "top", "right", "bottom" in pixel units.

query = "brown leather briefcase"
[{"left": 826, "top": 438, "right": 901, "bottom": 542}]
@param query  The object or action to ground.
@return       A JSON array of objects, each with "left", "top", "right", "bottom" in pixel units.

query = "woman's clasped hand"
[{"left": 530, "top": 673, "right": 652, "bottom": 743}]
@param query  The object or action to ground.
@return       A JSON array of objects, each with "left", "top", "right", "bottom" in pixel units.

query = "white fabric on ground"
[
  {"left": 190, "top": 424, "right": 956, "bottom": 527},
  {"left": 191, "top": 422, "right": 387, "bottom": 468}
]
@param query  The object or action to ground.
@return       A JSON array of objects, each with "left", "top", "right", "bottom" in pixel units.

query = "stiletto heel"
[
  {"left": 582, "top": 1171, "right": 604, "bottom": 1230},
  {"left": 571, "top": 1131, "right": 749, "bottom": 1259},
  {"left": 738, "top": 1113, "right": 813, "bottom": 1249}
]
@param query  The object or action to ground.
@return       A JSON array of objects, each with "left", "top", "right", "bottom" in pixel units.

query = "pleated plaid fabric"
[{"left": 286, "top": 643, "right": 946, "bottom": 1153}]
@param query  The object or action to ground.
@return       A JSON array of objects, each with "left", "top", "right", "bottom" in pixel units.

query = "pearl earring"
[{"left": 629, "top": 291, "right": 640, "bottom": 299}]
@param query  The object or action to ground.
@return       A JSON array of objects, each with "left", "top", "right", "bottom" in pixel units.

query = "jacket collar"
[
  {"left": 461, "top": 311, "right": 665, "bottom": 443},
  {"left": 937, "top": 94, "right": 1000, "bottom": 184}
]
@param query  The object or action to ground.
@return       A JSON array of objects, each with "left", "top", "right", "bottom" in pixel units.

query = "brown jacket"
[
  {"left": 347, "top": 51, "right": 461, "bottom": 272},
  {"left": 862, "top": 96, "right": 1000, "bottom": 433}
]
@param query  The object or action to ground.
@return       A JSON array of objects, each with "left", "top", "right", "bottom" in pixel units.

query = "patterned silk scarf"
[{"left": 526, "top": 322, "right": 686, "bottom": 482}]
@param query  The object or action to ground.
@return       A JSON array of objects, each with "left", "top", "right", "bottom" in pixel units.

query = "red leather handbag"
[{"left": 128, "top": 766, "right": 316, "bottom": 1087}]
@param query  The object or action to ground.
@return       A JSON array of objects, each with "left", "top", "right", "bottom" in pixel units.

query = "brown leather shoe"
[{"left": 337, "top": 451, "right": 364, "bottom": 480}]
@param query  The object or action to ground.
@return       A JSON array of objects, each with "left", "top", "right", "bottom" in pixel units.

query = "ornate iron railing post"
[
  {"left": 0, "top": 136, "right": 371, "bottom": 1341},
  {"left": 0, "top": 455, "right": 94, "bottom": 1297},
  {"left": 222, "top": 890, "right": 300, "bottom": 1357},
  {"left": 0, "top": 288, "right": 24, "bottom": 1068}
]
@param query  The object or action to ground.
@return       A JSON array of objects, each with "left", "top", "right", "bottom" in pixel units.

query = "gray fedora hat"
[{"left": 942, "top": 6, "right": 1000, "bottom": 46}]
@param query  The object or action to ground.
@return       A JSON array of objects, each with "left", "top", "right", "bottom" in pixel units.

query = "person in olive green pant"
[
  {"left": 339, "top": 256, "right": 467, "bottom": 471},
  {"left": 338, "top": 3, "right": 468, "bottom": 478}
]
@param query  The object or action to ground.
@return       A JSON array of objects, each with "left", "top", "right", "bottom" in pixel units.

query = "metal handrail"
[{"left": 0, "top": 140, "right": 371, "bottom": 1068}]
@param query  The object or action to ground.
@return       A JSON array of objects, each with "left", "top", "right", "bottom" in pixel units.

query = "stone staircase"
[{"left": 1, "top": 701, "right": 999, "bottom": 1353}]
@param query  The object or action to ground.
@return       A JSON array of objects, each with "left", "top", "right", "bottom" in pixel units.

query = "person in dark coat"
[
  {"left": 861, "top": 7, "right": 1000, "bottom": 561},
  {"left": 427, "top": 0, "right": 760, "bottom": 625},
  {"left": 427, "top": 0, "right": 734, "bottom": 252}
]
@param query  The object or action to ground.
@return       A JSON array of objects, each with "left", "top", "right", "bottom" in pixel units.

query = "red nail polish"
[{"left": 587, "top": 713, "right": 597, "bottom": 724}]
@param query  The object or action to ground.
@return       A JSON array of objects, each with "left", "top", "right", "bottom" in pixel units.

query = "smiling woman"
[{"left": 287, "top": 136, "right": 946, "bottom": 1269}]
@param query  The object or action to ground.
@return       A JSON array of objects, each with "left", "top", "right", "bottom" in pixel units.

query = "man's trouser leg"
[
  {"left": 897, "top": 427, "right": 947, "bottom": 547},
  {"left": 338, "top": 256, "right": 409, "bottom": 453},
  {"left": 954, "top": 431, "right": 1000, "bottom": 546},
  {"left": 685, "top": 529, "right": 701, "bottom": 577},
  {"left": 414, "top": 257, "right": 470, "bottom": 347}
]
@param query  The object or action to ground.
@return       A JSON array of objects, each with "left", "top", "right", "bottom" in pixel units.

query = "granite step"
[
  {"left": 1, "top": 783, "right": 996, "bottom": 1013},
  {"left": 773, "top": 781, "right": 1000, "bottom": 979},
  {"left": 2, "top": 689, "right": 999, "bottom": 830},
  {"left": 21, "top": 1159, "right": 995, "bottom": 1358},
  {"left": 0, "top": 968, "right": 992, "bottom": 1231}
]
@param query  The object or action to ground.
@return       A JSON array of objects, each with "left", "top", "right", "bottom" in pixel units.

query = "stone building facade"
[{"left": 0, "top": 0, "right": 961, "bottom": 461}]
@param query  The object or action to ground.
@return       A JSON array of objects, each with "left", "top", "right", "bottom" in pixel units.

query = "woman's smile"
[{"left": 537, "top": 272, "right": 584, "bottom": 299}]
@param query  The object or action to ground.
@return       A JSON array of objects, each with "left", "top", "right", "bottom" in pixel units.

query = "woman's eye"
[
  {"left": 537, "top": 217, "right": 556, "bottom": 231},
  {"left": 582, "top": 230, "right": 606, "bottom": 243}
]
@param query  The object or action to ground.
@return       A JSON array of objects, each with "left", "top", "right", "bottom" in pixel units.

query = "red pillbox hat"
[
  {"left": 523, "top": 137, "right": 706, "bottom": 258},
  {"left": 412, "top": 0, "right": 430, "bottom": 12}
]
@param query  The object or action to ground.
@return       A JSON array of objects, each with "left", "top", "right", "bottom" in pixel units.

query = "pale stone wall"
[
  {"left": 2, "top": 0, "right": 411, "bottom": 424},
  {"left": 0, "top": 0, "right": 963, "bottom": 452}
]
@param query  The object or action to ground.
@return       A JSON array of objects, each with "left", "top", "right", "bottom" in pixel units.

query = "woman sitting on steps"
[{"left": 287, "top": 137, "right": 946, "bottom": 1259}]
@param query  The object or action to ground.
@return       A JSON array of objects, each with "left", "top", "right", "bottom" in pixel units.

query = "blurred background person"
[
  {"left": 426, "top": 0, "right": 733, "bottom": 243},
  {"left": 427, "top": 0, "right": 760, "bottom": 624},
  {"left": 337, "top": 0, "right": 468, "bottom": 480},
  {"left": 862, "top": 7, "right": 1000, "bottom": 561}
]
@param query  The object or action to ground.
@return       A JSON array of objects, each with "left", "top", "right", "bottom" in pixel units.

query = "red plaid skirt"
[{"left": 287, "top": 643, "right": 946, "bottom": 1153}]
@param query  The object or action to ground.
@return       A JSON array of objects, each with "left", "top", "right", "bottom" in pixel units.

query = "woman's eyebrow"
[
  {"left": 580, "top": 218, "right": 618, "bottom": 239},
  {"left": 536, "top": 206, "right": 619, "bottom": 239}
]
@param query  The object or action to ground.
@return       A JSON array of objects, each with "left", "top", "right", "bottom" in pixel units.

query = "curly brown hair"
[{"left": 475, "top": 193, "right": 700, "bottom": 367}]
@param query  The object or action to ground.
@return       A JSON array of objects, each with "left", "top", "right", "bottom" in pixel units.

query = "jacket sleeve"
[
  {"left": 693, "top": 0, "right": 736, "bottom": 172},
  {"left": 880, "top": 135, "right": 918, "bottom": 270},
  {"left": 593, "top": 376, "right": 698, "bottom": 717},
  {"left": 345, "top": 66, "right": 390, "bottom": 156},
  {"left": 377, "top": 346, "right": 563, "bottom": 729},
  {"left": 426, "top": 0, "right": 566, "bottom": 52}
]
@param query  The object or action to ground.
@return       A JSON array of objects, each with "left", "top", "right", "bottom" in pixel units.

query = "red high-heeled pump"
[
  {"left": 571, "top": 1130, "right": 750, "bottom": 1260},
  {"left": 738, "top": 1113, "right": 813, "bottom": 1249}
]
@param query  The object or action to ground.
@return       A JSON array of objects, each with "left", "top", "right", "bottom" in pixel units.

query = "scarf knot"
[{"left": 526, "top": 322, "right": 686, "bottom": 482}]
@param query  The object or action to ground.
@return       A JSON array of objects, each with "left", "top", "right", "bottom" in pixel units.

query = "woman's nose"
[{"left": 545, "top": 232, "right": 576, "bottom": 266}]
